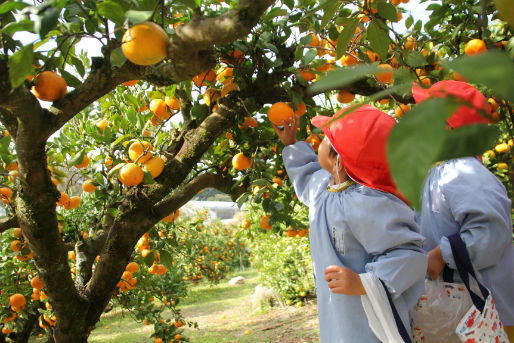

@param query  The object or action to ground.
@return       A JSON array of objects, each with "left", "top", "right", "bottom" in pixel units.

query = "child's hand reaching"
[
  {"left": 324, "top": 265, "right": 366, "bottom": 295},
  {"left": 427, "top": 245, "right": 446, "bottom": 280},
  {"left": 273, "top": 115, "right": 300, "bottom": 146}
]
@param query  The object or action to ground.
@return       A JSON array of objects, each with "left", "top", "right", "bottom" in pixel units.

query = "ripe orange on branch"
[
  {"left": 162, "top": 209, "right": 180, "bottom": 223},
  {"left": 165, "top": 96, "right": 180, "bottom": 111},
  {"left": 464, "top": 39, "right": 487, "bottom": 55},
  {"left": 32, "top": 71, "right": 67, "bottom": 102},
  {"left": 122, "top": 22, "right": 168, "bottom": 66},
  {"left": 0, "top": 187, "right": 12, "bottom": 204},
  {"left": 128, "top": 141, "right": 153, "bottom": 163},
  {"left": 232, "top": 152, "right": 252, "bottom": 170},
  {"left": 118, "top": 163, "right": 144, "bottom": 186},
  {"left": 193, "top": 69, "right": 217, "bottom": 87},
  {"left": 9, "top": 294, "right": 26, "bottom": 312},
  {"left": 150, "top": 99, "right": 170, "bottom": 120},
  {"left": 259, "top": 215, "right": 272, "bottom": 230},
  {"left": 337, "top": 90, "right": 355, "bottom": 103},
  {"left": 268, "top": 102, "right": 294, "bottom": 125},
  {"left": 375, "top": 64, "right": 394, "bottom": 84},
  {"left": 82, "top": 179, "right": 97, "bottom": 193},
  {"left": 143, "top": 156, "right": 165, "bottom": 178}
]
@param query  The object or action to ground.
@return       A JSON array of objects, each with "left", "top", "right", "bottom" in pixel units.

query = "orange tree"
[{"left": 0, "top": 0, "right": 513, "bottom": 341}]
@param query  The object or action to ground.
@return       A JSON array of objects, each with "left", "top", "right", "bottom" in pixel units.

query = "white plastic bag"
[
  {"left": 360, "top": 272, "right": 406, "bottom": 343},
  {"left": 411, "top": 279, "right": 473, "bottom": 343}
]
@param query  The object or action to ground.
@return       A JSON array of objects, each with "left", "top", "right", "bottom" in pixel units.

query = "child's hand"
[
  {"left": 272, "top": 115, "right": 300, "bottom": 146},
  {"left": 427, "top": 245, "right": 446, "bottom": 280},
  {"left": 324, "top": 265, "right": 366, "bottom": 295}
]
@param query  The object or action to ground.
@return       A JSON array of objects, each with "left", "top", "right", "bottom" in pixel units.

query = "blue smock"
[
  {"left": 419, "top": 157, "right": 514, "bottom": 325},
  {"left": 283, "top": 141, "right": 428, "bottom": 343}
]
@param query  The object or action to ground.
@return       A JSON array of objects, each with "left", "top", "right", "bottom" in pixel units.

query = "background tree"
[{"left": 0, "top": 0, "right": 512, "bottom": 342}]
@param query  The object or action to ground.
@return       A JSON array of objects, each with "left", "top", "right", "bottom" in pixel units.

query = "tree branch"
[{"left": 0, "top": 215, "right": 18, "bottom": 233}]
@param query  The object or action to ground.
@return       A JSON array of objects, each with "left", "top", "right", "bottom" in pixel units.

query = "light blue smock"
[
  {"left": 419, "top": 157, "right": 514, "bottom": 325},
  {"left": 283, "top": 141, "right": 428, "bottom": 343}
]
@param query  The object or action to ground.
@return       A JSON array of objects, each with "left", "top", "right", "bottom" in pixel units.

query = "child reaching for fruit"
[{"left": 274, "top": 105, "right": 427, "bottom": 342}]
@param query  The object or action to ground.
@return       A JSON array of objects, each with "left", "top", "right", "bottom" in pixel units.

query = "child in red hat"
[
  {"left": 413, "top": 80, "right": 514, "bottom": 341},
  {"left": 274, "top": 105, "right": 428, "bottom": 342}
]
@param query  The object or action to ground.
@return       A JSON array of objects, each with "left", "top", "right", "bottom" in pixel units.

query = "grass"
[{"left": 30, "top": 269, "right": 320, "bottom": 343}]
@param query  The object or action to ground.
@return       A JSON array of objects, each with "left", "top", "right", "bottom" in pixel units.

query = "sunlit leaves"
[{"left": 8, "top": 44, "right": 33, "bottom": 89}]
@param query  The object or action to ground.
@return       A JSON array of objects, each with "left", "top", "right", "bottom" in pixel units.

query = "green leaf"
[
  {"left": 436, "top": 124, "right": 499, "bottom": 162},
  {"left": 176, "top": 0, "right": 199, "bottom": 7},
  {"left": 107, "top": 163, "right": 124, "bottom": 179},
  {"left": 1, "top": 20, "right": 34, "bottom": 36},
  {"left": 321, "top": 1, "right": 340, "bottom": 30},
  {"left": 125, "top": 10, "right": 153, "bottom": 24},
  {"left": 441, "top": 51, "right": 514, "bottom": 104},
  {"left": 160, "top": 249, "right": 173, "bottom": 266},
  {"left": 405, "top": 16, "right": 413, "bottom": 29},
  {"left": 142, "top": 169, "right": 155, "bottom": 184},
  {"left": 387, "top": 98, "right": 454, "bottom": 206},
  {"left": 377, "top": 1, "right": 398, "bottom": 22},
  {"left": 190, "top": 104, "right": 209, "bottom": 121},
  {"left": 335, "top": 17, "right": 358, "bottom": 59},
  {"left": 367, "top": 21, "right": 390, "bottom": 60},
  {"left": 8, "top": 44, "right": 33, "bottom": 89},
  {"left": 110, "top": 47, "right": 126, "bottom": 67},
  {"left": 302, "top": 48, "right": 317, "bottom": 66},
  {"left": 406, "top": 51, "right": 428, "bottom": 67},
  {"left": 70, "top": 150, "right": 86, "bottom": 167},
  {"left": 0, "top": 1, "right": 30, "bottom": 14},
  {"left": 264, "top": 7, "right": 288, "bottom": 21},
  {"left": 307, "top": 64, "right": 379, "bottom": 96},
  {"left": 34, "top": 7, "right": 60, "bottom": 39},
  {"left": 59, "top": 69, "right": 81, "bottom": 87},
  {"left": 98, "top": 1, "right": 125, "bottom": 25}
]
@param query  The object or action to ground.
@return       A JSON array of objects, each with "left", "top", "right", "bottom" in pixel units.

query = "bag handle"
[
  {"left": 380, "top": 280, "right": 413, "bottom": 343},
  {"left": 447, "top": 233, "right": 490, "bottom": 312}
]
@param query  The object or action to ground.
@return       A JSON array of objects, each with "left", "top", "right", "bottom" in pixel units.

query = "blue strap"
[
  {"left": 447, "top": 233, "right": 489, "bottom": 312},
  {"left": 380, "top": 280, "right": 413, "bottom": 343}
]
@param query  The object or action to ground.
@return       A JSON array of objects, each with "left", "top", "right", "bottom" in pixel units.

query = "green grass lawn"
[{"left": 30, "top": 269, "right": 320, "bottom": 343}]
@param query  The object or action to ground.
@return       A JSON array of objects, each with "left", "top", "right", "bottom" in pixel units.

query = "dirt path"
[{"left": 179, "top": 270, "right": 320, "bottom": 343}]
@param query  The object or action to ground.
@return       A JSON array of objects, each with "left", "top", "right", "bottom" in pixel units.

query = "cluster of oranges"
[
  {"left": 116, "top": 141, "right": 165, "bottom": 187},
  {"left": 116, "top": 262, "right": 139, "bottom": 292},
  {"left": 285, "top": 227, "right": 310, "bottom": 238}
]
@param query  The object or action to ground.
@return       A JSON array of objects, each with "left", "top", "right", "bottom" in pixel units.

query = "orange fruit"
[
  {"left": 4, "top": 161, "right": 18, "bottom": 171},
  {"left": 419, "top": 76, "right": 431, "bottom": 86},
  {"left": 32, "top": 71, "right": 67, "bottom": 102},
  {"left": 240, "top": 117, "right": 258, "bottom": 129},
  {"left": 0, "top": 187, "right": 12, "bottom": 204},
  {"left": 68, "top": 251, "right": 76, "bottom": 260},
  {"left": 126, "top": 262, "right": 139, "bottom": 273},
  {"left": 56, "top": 192, "right": 70, "bottom": 207},
  {"left": 143, "top": 156, "right": 165, "bottom": 178},
  {"left": 68, "top": 196, "right": 81, "bottom": 209},
  {"left": 366, "top": 50, "right": 379, "bottom": 62},
  {"left": 193, "top": 69, "right": 217, "bottom": 87},
  {"left": 306, "top": 134, "right": 321, "bottom": 151},
  {"left": 128, "top": 141, "right": 153, "bottom": 163},
  {"left": 292, "top": 102, "right": 306, "bottom": 117},
  {"left": 82, "top": 179, "right": 96, "bottom": 193},
  {"left": 272, "top": 176, "right": 283, "bottom": 186},
  {"left": 404, "top": 37, "right": 416, "bottom": 50},
  {"left": 268, "top": 102, "right": 294, "bottom": 125},
  {"left": 74, "top": 154, "right": 89, "bottom": 169},
  {"left": 30, "top": 276, "right": 44, "bottom": 290},
  {"left": 298, "top": 70, "right": 316, "bottom": 82},
  {"left": 232, "top": 152, "right": 252, "bottom": 170},
  {"left": 165, "top": 96, "right": 180, "bottom": 111},
  {"left": 221, "top": 49, "right": 245, "bottom": 64},
  {"left": 453, "top": 71, "right": 468, "bottom": 82},
  {"left": 259, "top": 215, "right": 272, "bottom": 230},
  {"left": 497, "top": 162, "right": 508, "bottom": 170},
  {"left": 118, "top": 163, "right": 144, "bottom": 186},
  {"left": 150, "top": 115, "right": 162, "bottom": 126},
  {"left": 105, "top": 156, "right": 113, "bottom": 167},
  {"left": 155, "top": 339, "right": 163, "bottom": 343},
  {"left": 394, "top": 104, "right": 410, "bottom": 118},
  {"left": 149, "top": 99, "right": 170, "bottom": 120},
  {"left": 241, "top": 219, "right": 251, "bottom": 229},
  {"left": 464, "top": 39, "right": 487, "bottom": 56},
  {"left": 337, "top": 90, "right": 355, "bottom": 103},
  {"left": 7, "top": 170, "right": 17, "bottom": 183},
  {"left": 9, "top": 293, "right": 26, "bottom": 311},
  {"left": 122, "top": 22, "right": 168, "bottom": 66},
  {"left": 217, "top": 67, "right": 233, "bottom": 84},
  {"left": 10, "top": 240, "right": 22, "bottom": 252},
  {"left": 286, "top": 229, "right": 298, "bottom": 237},
  {"left": 488, "top": 98, "right": 499, "bottom": 112},
  {"left": 2, "top": 327, "right": 12, "bottom": 334},
  {"left": 162, "top": 209, "right": 180, "bottom": 223},
  {"left": 220, "top": 82, "right": 240, "bottom": 97},
  {"left": 339, "top": 54, "right": 359, "bottom": 66},
  {"left": 495, "top": 143, "right": 510, "bottom": 153},
  {"left": 203, "top": 88, "right": 220, "bottom": 107},
  {"left": 96, "top": 119, "right": 108, "bottom": 132},
  {"left": 375, "top": 64, "right": 394, "bottom": 83},
  {"left": 13, "top": 227, "right": 22, "bottom": 238},
  {"left": 122, "top": 80, "right": 138, "bottom": 86}
]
